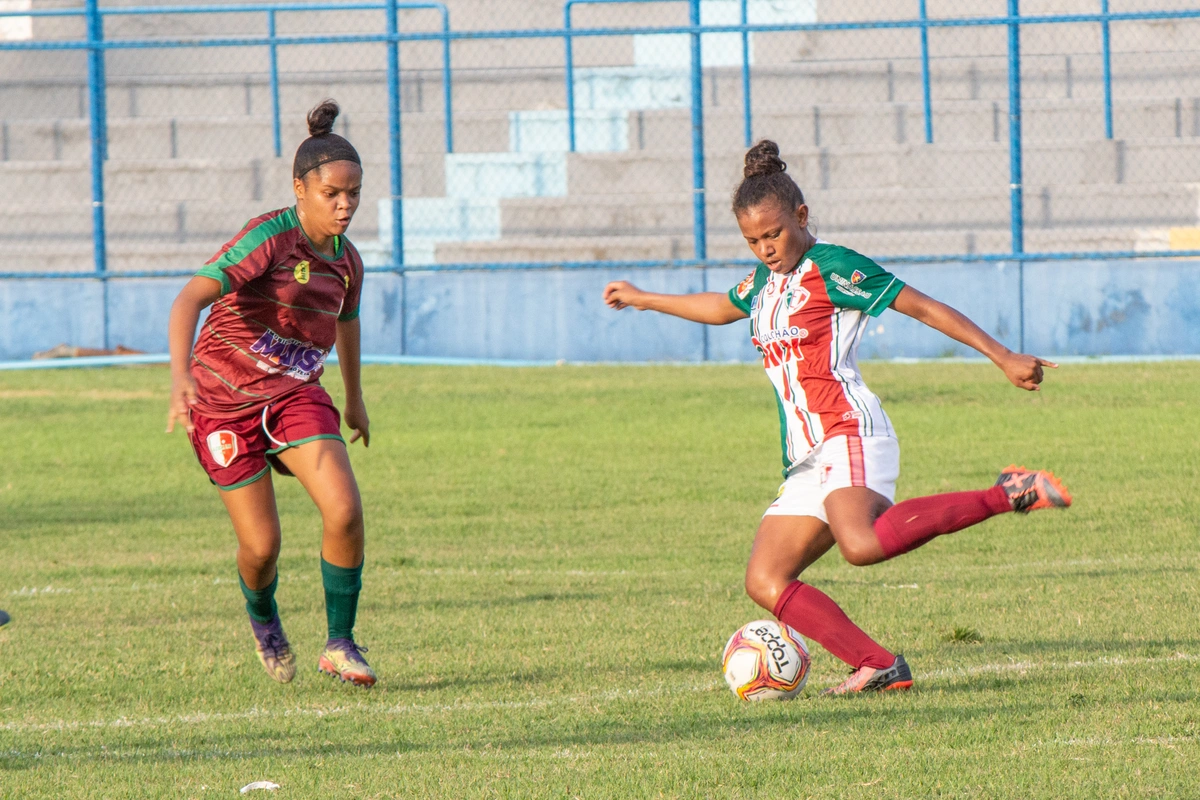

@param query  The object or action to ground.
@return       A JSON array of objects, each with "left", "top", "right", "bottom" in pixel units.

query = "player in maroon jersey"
[{"left": 166, "top": 100, "right": 375, "bottom": 687}]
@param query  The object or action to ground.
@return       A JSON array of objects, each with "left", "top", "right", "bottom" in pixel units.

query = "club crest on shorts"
[
  {"left": 207, "top": 430, "right": 239, "bottom": 468},
  {"left": 294, "top": 260, "right": 310, "bottom": 284},
  {"left": 850, "top": 270, "right": 866, "bottom": 285}
]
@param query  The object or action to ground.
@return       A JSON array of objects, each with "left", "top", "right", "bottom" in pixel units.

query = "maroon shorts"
[{"left": 188, "top": 384, "right": 343, "bottom": 491}]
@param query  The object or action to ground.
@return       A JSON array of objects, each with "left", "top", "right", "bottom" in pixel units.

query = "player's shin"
[
  {"left": 773, "top": 581, "right": 895, "bottom": 670},
  {"left": 872, "top": 487, "right": 1011, "bottom": 559},
  {"left": 321, "top": 557, "right": 363, "bottom": 641},
  {"left": 239, "top": 573, "right": 279, "bottom": 623}
]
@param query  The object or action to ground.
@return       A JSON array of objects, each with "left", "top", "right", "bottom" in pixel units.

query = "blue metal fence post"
[
  {"left": 439, "top": 6, "right": 453, "bottom": 152},
  {"left": 1006, "top": 0, "right": 1024, "bottom": 351},
  {"left": 1100, "top": 0, "right": 1113, "bottom": 140},
  {"left": 85, "top": 0, "right": 109, "bottom": 348},
  {"left": 689, "top": 0, "right": 707, "bottom": 260},
  {"left": 268, "top": 9, "right": 282, "bottom": 158},
  {"left": 386, "top": 0, "right": 404, "bottom": 269},
  {"left": 565, "top": 2, "right": 577, "bottom": 152},
  {"left": 740, "top": 0, "right": 752, "bottom": 147},
  {"left": 919, "top": 0, "right": 933, "bottom": 143}
]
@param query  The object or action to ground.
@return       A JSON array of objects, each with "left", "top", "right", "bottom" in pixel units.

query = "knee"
[
  {"left": 322, "top": 495, "right": 363, "bottom": 538},
  {"left": 835, "top": 532, "right": 881, "bottom": 567},
  {"left": 744, "top": 569, "right": 789, "bottom": 613},
  {"left": 239, "top": 536, "right": 280, "bottom": 569}
]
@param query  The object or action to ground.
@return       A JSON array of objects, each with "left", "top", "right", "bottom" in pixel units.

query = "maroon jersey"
[{"left": 191, "top": 206, "right": 364, "bottom": 419}]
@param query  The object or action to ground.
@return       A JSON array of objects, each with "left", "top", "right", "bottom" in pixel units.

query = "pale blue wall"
[{"left": 4, "top": 259, "right": 1198, "bottom": 362}]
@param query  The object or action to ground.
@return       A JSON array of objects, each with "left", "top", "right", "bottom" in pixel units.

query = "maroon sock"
[
  {"left": 773, "top": 581, "right": 895, "bottom": 670},
  {"left": 873, "top": 486, "right": 1011, "bottom": 559}
]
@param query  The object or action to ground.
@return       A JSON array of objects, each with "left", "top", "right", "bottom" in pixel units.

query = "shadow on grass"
[{"left": 0, "top": 698, "right": 1028, "bottom": 770}]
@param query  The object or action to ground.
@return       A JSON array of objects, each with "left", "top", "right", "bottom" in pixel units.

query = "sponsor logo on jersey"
[
  {"left": 344, "top": 274, "right": 350, "bottom": 290},
  {"left": 765, "top": 279, "right": 778, "bottom": 295},
  {"left": 207, "top": 430, "right": 239, "bottom": 468},
  {"left": 850, "top": 269, "right": 866, "bottom": 285},
  {"left": 841, "top": 410, "right": 864, "bottom": 422},
  {"left": 751, "top": 326, "right": 809, "bottom": 368},
  {"left": 249, "top": 331, "right": 328, "bottom": 380},
  {"left": 735, "top": 270, "right": 757, "bottom": 299},
  {"left": 294, "top": 260, "right": 310, "bottom": 284},
  {"left": 830, "top": 272, "right": 873, "bottom": 300}
]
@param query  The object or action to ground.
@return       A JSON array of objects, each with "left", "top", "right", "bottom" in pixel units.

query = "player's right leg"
[
  {"left": 218, "top": 471, "right": 296, "bottom": 684},
  {"left": 746, "top": 511, "right": 911, "bottom": 695}
]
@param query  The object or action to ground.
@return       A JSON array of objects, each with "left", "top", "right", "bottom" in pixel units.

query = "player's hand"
[
  {"left": 999, "top": 352, "right": 1058, "bottom": 391},
  {"left": 344, "top": 396, "right": 370, "bottom": 447},
  {"left": 166, "top": 374, "right": 198, "bottom": 434},
  {"left": 603, "top": 281, "right": 648, "bottom": 310}
]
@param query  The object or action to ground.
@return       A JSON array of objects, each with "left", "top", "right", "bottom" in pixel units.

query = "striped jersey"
[
  {"left": 190, "top": 206, "right": 364, "bottom": 419},
  {"left": 727, "top": 242, "right": 906, "bottom": 475}
]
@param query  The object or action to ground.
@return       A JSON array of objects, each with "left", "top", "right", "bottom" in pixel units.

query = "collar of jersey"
[{"left": 289, "top": 206, "right": 344, "bottom": 262}]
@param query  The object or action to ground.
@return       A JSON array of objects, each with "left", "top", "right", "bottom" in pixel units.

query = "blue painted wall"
[{"left": 4, "top": 259, "right": 1198, "bottom": 362}]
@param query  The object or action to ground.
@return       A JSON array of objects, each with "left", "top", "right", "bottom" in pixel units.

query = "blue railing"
[{"left": 3, "top": 0, "right": 1200, "bottom": 293}]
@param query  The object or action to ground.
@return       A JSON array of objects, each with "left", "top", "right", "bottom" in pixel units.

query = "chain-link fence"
[{"left": 1, "top": 0, "right": 1199, "bottom": 277}]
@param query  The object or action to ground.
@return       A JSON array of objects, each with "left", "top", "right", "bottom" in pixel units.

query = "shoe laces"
[
  {"left": 329, "top": 638, "right": 369, "bottom": 665},
  {"left": 261, "top": 630, "right": 289, "bottom": 659}
]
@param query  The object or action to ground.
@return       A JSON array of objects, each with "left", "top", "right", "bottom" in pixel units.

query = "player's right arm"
[
  {"left": 166, "top": 275, "right": 223, "bottom": 434},
  {"left": 603, "top": 281, "right": 748, "bottom": 325}
]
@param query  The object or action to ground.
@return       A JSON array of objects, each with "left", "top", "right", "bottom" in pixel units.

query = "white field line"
[
  {"left": 8, "top": 552, "right": 1194, "bottom": 599},
  {"left": 2, "top": 653, "right": 1198, "bottom": 738}
]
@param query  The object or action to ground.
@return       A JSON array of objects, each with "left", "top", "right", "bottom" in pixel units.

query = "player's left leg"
[
  {"left": 821, "top": 437, "right": 1070, "bottom": 567},
  {"left": 274, "top": 438, "right": 376, "bottom": 687}
]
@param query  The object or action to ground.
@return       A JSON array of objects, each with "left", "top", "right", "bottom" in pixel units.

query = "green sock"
[
  {"left": 321, "top": 557, "right": 363, "bottom": 641},
  {"left": 239, "top": 573, "right": 278, "bottom": 624}
]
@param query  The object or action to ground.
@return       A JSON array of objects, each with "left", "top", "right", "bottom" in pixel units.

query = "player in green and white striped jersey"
[{"left": 604, "top": 141, "right": 1071, "bottom": 695}]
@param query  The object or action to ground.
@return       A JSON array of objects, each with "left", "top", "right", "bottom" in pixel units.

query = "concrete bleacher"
[{"left": 3, "top": 0, "right": 1200, "bottom": 271}]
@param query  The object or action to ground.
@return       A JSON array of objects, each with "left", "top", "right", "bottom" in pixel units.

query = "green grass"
[{"left": 1, "top": 361, "right": 1198, "bottom": 798}]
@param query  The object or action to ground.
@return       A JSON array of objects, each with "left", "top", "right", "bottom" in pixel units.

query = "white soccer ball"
[{"left": 722, "top": 620, "right": 811, "bottom": 701}]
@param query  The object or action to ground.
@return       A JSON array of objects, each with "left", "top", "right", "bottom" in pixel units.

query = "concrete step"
[
  {"left": 0, "top": 112, "right": 503, "bottom": 162},
  {"left": 4, "top": 200, "right": 382, "bottom": 245},
  {"left": 433, "top": 223, "right": 1171, "bottom": 266},
  {"left": 3, "top": 240, "right": 218, "bottom": 273},
  {"left": 435, "top": 234, "right": 695, "bottom": 264},
  {"left": 6, "top": 94, "right": 1197, "bottom": 170},
  {"left": 499, "top": 184, "right": 1200, "bottom": 237},
  {"left": 565, "top": 139, "right": 1200, "bottom": 195},
  {"left": 0, "top": 155, "right": 446, "bottom": 203}
]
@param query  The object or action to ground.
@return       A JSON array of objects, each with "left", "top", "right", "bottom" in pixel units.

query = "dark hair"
[
  {"left": 731, "top": 140, "right": 805, "bottom": 215},
  {"left": 293, "top": 99, "right": 362, "bottom": 180}
]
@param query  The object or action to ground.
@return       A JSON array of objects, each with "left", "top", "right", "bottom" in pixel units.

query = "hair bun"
[
  {"left": 743, "top": 140, "right": 787, "bottom": 179},
  {"left": 307, "top": 99, "right": 340, "bottom": 137}
]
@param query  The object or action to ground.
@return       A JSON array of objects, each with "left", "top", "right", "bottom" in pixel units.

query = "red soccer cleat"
[
  {"left": 995, "top": 465, "right": 1073, "bottom": 514},
  {"left": 821, "top": 655, "right": 914, "bottom": 696}
]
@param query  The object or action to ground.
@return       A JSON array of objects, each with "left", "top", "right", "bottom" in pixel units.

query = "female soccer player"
[
  {"left": 603, "top": 140, "right": 1071, "bottom": 695},
  {"left": 166, "top": 100, "right": 375, "bottom": 687}
]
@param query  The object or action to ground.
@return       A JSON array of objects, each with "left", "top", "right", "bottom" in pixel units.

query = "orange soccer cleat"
[{"left": 995, "top": 465, "right": 1073, "bottom": 514}]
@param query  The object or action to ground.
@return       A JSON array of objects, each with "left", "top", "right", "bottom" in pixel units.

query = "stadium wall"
[{"left": 7, "top": 259, "right": 1199, "bottom": 362}]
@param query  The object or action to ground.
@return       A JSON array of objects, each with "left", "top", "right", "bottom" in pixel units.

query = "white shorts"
[{"left": 763, "top": 435, "right": 900, "bottom": 523}]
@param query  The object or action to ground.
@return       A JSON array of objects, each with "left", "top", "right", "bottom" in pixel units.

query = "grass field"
[{"left": 1, "top": 361, "right": 1198, "bottom": 798}]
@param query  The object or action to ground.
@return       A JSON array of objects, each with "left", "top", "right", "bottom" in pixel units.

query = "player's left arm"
[
  {"left": 890, "top": 285, "right": 1057, "bottom": 392},
  {"left": 336, "top": 317, "right": 369, "bottom": 446}
]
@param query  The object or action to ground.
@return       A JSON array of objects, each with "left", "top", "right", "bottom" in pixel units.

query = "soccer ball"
[{"left": 722, "top": 620, "right": 811, "bottom": 701}]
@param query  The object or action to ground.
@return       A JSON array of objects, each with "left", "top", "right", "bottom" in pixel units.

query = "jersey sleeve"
[
  {"left": 338, "top": 244, "right": 364, "bottom": 322},
  {"left": 817, "top": 247, "right": 905, "bottom": 316},
  {"left": 196, "top": 214, "right": 288, "bottom": 295},
  {"left": 727, "top": 264, "right": 770, "bottom": 315}
]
